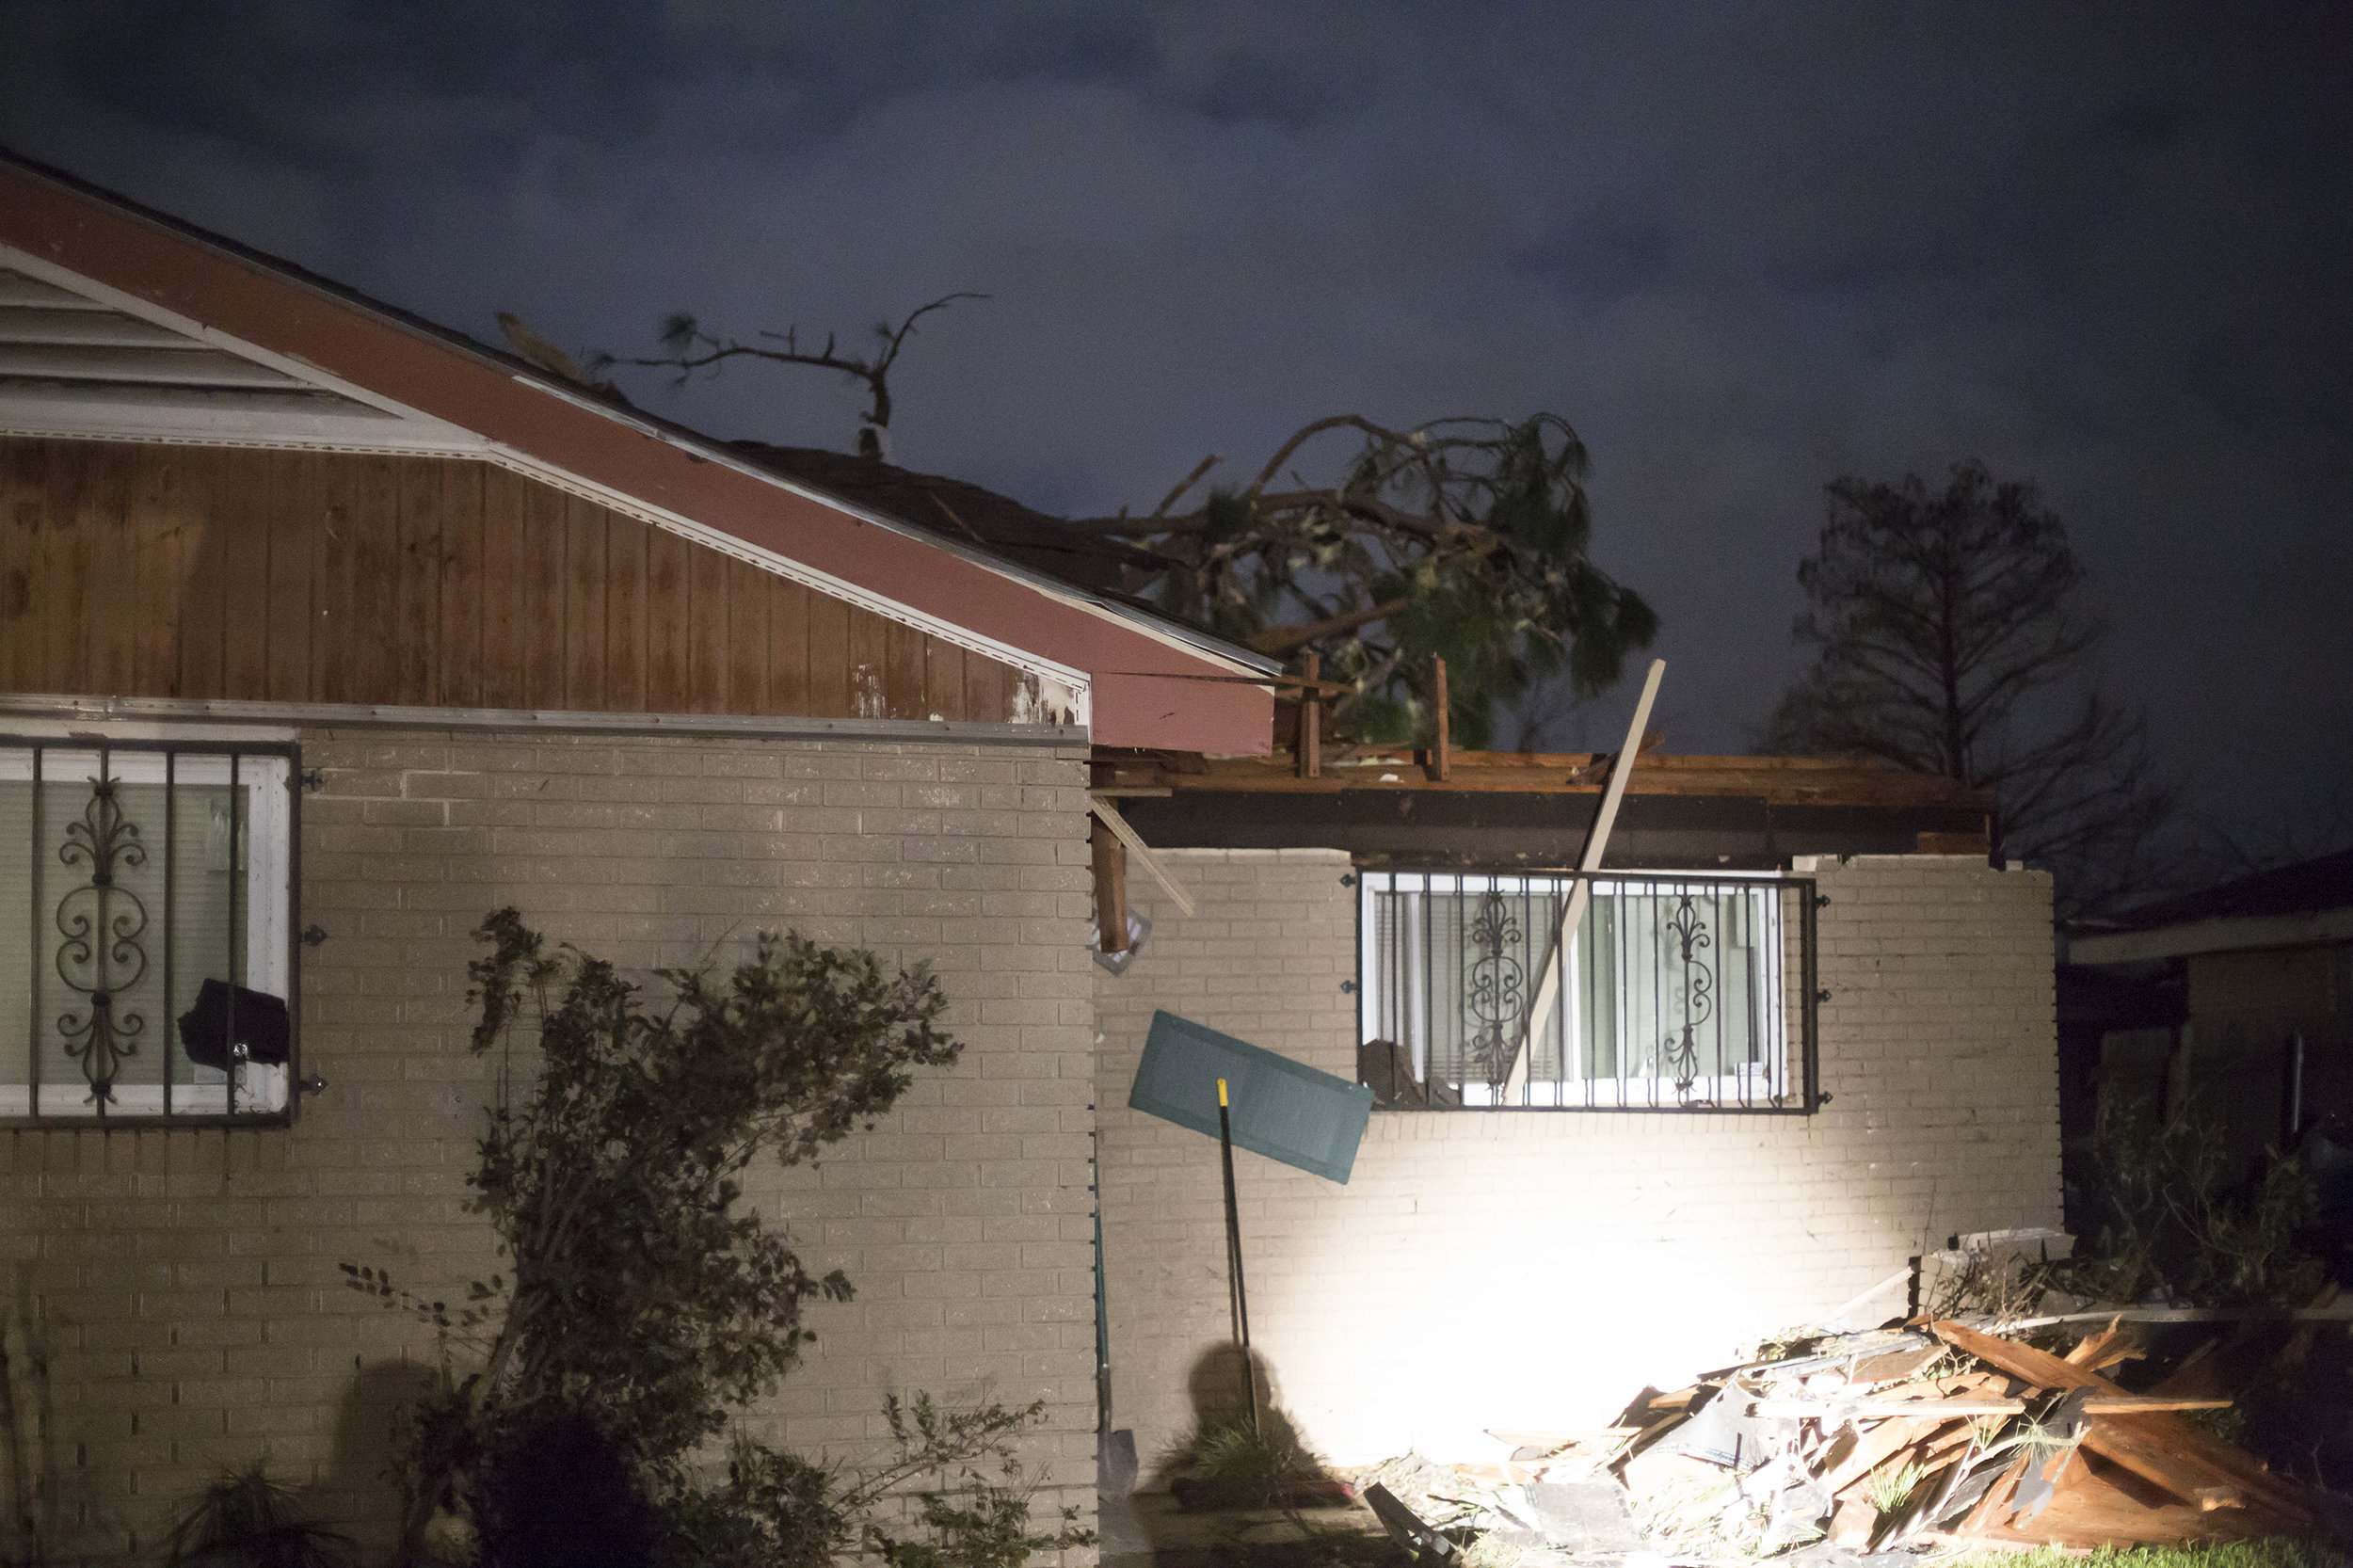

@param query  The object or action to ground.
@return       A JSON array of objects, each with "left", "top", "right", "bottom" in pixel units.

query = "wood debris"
[{"left": 1488, "top": 1319, "right": 2332, "bottom": 1554}]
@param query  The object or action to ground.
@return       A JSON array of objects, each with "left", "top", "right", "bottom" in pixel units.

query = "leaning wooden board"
[{"left": 1931, "top": 1320, "right": 2311, "bottom": 1528}]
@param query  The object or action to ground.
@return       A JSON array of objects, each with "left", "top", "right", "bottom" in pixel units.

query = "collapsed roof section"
[{"left": 1098, "top": 748, "right": 1995, "bottom": 872}]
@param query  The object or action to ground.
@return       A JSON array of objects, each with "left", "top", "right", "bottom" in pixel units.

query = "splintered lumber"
[
  {"left": 1618, "top": 1445, "right": 1723, "bottom": 1501},
  {"left": 1815, "top": 1416, "right": 1952, "bottom": 1496},
  {"left": 1755, "top": 1397, "right": 2019, "bottom": 1418},
  {"left": 2065, "top": 1318, "right": 2126, "bottom": 1368},
  {"left": 1886, "top": 1424, "right": 1985, "bottom": 1490},
  {"left": 1948, "top": 1456, "right": 2247, "bottom": 1550},
  {"left": 1955, "top": 1453, "right": 2029, "bottom": 1538},
  {"left": 1826, "top": 1496, "right": 1877, "bottom": 1550},
  {"left": 1749, "top": 1394, "right": 2230, "bottom": 1419},
  {"left": 1847, "top": 1345, "right": 1944, "bottom": 1384},
  {"left": 1931, "top": 1320, "right": 2311, "bottom": 1528},
  {"left": 1483, "top": 1429, "right": 1585, "bottom": 1450}
]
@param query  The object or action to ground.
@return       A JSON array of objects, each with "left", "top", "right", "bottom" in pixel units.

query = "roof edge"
[
  {"left": 2070, "top": 906, "right": 2353, "bottom": 966},
  {"left": 0, "top": 146, "right": 1278, "bottom": 682}
]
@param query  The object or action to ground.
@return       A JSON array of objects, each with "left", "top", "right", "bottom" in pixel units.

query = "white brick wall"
[
  {"left": 1095, "top": 849, "right": 2058, "bottom": 1475},
  {"left": 3, "top": 728, "right": 1099, "bottom": 1561}
]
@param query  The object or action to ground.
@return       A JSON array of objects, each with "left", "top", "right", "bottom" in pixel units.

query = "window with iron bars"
[
  {"left": 1355, "top": 869, "right": 1819, "bottom": 1112},
  {"left": 1, "top": 739, "right": 299, "bottom": 1123}
]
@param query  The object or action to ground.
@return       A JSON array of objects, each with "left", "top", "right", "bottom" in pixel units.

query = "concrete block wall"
[
  {"left": 1095, "top": 848, "right": 2058, "bottom": 1476},
  {"left": 2, "top": 727, "right": 1098, "bottom": 1561}
]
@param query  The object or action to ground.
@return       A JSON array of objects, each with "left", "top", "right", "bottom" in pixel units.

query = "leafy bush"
[
  {"left": 349, "top": 910, "right": 1087, "bottom": 1567},
  {"left": 667, "top": 1396, "right": 1090, "bottom": 1568},
  {"left": 2055, "top": 1104, "right": 2325, "bottom": 1308}
]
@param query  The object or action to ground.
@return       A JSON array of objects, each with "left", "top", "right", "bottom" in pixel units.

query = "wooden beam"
[
  {"left": 1091, "top": 816, "right": 1128, "bottom": 954},
  {"left": 1501, "top": 659, "right": 1666, "bottom": 1098},
  {"left": 1089, "top": 794, "right": 1196, "bottom": 918},
  {"left": 1433, "top": 656, "right": 1450, "bottom": 782},
  {"left": 1749, "top": 1395, "right": 2231, "bottom": 1418},
  {"left": 1931, "top": 1320, "right": 2309, "bottom": 1524},
  {"left": 1300, "top": 649, "right": 1321, "bottom": 779}
]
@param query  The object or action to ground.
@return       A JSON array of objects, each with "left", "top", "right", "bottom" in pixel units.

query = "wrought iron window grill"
[
  {"left": 1, "top": 738, "right": 299, "bottom": 1124},
  {"left": 1355, "top": 868, "right": 1820, "bottom": 1112}
]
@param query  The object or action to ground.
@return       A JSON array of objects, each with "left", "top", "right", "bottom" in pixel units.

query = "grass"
[
  {"left": 1865, "top": 1458, "right": 1929, "bottom": 1515},
  {"left": 1165, "top": 1414, "right": 1332, "bottom": 1512},
  {"left": 1933, "top": 1543, "right": 2343, "bottom": 1568}
]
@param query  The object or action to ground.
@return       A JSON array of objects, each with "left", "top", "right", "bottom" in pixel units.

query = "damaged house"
[{"left": 0, "top": 151, "right": 2062, "bottom": 1557}]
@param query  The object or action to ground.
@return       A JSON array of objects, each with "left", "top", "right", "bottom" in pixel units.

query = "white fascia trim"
[
  {"left": 0, "top": 694, "right": 1086, "bottom": 748},
  {"left": 2069, "top": 907, "right": 2353, "bottom": 966},
  {"left": 0, "top": 710, "right": 296, "bottom": 744}
]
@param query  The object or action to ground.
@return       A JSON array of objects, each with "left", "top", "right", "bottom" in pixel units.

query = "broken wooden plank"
[
  {"left": 1952, "top": 1453, "right": 2028, "bottom": 1541},
  {"left": 1814, "top": 1416, "right": 1951, "bottom": 1496},
  {"left": 1826, "top": 1496, "right": 1877, "bottom": 1550},
  {"left": 1499, "top": 657, "right": 1664, "bottom": 1096},
  {"left": 2065, "top": 1316, "right": 2125, "bottom": 1367},
  {"left": 1750, "top": 1394, "right": 2230, "bottom": 1419},
  {"left": 2005, "top": 1301, "right": 2353, "bottom": 1329},
  {"left": 1932, "top": 1320, "right": 2309, "bottom": 1525},
  {"left": 1846, "top": 1345, "right": 1945, "bottom": 1384},
  {"left": 1945, "top": 1455, "right": 2266, "bottom": 1550},
  {"left": 1088, "top": 794, "right": 1196, "bottom": 917},
  {"left": 1091, "top": 816, "right": 1129, "bottom": 954}
]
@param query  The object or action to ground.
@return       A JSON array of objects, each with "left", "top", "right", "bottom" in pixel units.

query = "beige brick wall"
[
  {"left": 4, "top": 728, "right": 1099, "bottom": 1561},
  {"left": 1095, "top": 848, "right": 2058, "bottom": 1476}
]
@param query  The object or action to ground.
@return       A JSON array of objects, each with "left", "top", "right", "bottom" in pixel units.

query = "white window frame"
[
  {"left": 0, "top": 736, "right": 299, "bottom": 1123},
  {"left": 1355, "top": 867, "right": 1817, "bottom": 1112}
]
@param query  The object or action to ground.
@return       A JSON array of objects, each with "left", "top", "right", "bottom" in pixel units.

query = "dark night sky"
[{"left": 7, "top": 4, "right": 2349, "bottom": 859}]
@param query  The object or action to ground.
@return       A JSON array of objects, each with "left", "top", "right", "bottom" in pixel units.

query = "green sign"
[{"left": 1128, "top": 1011, "right": 1373, "bottom": 1184}]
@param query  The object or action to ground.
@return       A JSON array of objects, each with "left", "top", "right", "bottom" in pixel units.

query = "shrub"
[{"left": 350, "top": 910, "right": 1096, "bottom": 1567}]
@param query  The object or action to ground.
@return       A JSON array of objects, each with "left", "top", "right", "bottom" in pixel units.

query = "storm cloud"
[{"left": 7, "top": 2, "right": 2348, "bottom": 850}]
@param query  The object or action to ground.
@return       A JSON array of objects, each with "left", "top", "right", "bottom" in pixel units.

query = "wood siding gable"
[{"left": 0, "top": 440, "right": 1038, "bottom": 723}]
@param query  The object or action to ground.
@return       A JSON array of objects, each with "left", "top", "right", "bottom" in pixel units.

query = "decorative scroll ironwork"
[
  {"left": 1465, "top": 888, "right": 1525, "bottom": 1091},
  {"left": 1661, "top": 892, "right": 1715, "bottom": 1101},
  {"left": 54, "top": 753, "right": 149, "bottom": 1109}
]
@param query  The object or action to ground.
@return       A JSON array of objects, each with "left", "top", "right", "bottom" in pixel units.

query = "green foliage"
[
  {"left": 666, "top": 1396, "right": 1091, "bottom": 1568},
  {"left": 1862, "top": 1458, "right": 1926, "bottom": 1515},
  {"left": 1164, "top": 1413, "right": 1330, "bottom": 1512},
  {"left": 353, "top": 908, "right": 977, "bottom": 1563},
  {"left": 1937, "top": 1542, "right": 2340, "bottom": 1568},
  {"left": 166, "top": 1464, "right": 354, "bottom": 1568},
  {"left": 860, "top": 1396, "right": 1093, "bottom": 1568},
  {"left": 0, "top": 1306, "right": 56, "bottom": 1568},
  {"left": 2056, "top": 1103, "right": 2324, "bottom": 1309},
  {"left": 1115, "top": 414, "right": 1657, "bottom": 748}
]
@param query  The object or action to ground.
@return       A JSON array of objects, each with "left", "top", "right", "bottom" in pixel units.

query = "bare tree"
[
  {"left": 1764, "top": 459, "right": 2170, "bottom": 917},
  {"left": 1093, "top": 414, "right": 1657, "bottom": 749},
  {"left": 598, "top": 294, "right": 986, "bottom": 460}
]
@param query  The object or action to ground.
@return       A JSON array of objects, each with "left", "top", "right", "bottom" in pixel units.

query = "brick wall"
[
  {"left": 2, "top": 728, "right": 1099, "bottom": 1561},
  {"left": 1095, "top": 849, "right": 2058, "bottom": 1475}
]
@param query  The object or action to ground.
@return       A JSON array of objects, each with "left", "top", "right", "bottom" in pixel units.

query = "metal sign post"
[{"left": 1217, "top": 1077, "right": 1262, "bottom": 1440}]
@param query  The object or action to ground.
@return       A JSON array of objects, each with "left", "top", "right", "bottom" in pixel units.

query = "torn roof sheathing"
[{"left": 1101, "top": 749, "right": 1996, "bottom": 872}]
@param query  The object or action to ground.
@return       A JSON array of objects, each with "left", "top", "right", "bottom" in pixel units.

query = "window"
[
  {"left": 1356, "top": 869, "right": 1818, "bottom": 1112},
  {"left": 0, "top": 739, "right": 297, "bottom": 1122}
]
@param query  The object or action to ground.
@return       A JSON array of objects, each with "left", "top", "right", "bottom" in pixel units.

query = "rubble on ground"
[{"left": 1360, "top": 1313, "right": 2343, "bottom": 1559}]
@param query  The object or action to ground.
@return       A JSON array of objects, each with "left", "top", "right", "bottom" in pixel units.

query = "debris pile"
[
  {"left": 1579, "top": 1317, "right": 2316, "bottom": 1553},
  {"left": 1354, "top": 1314, "right": 2340, "bottom": 1559}
]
